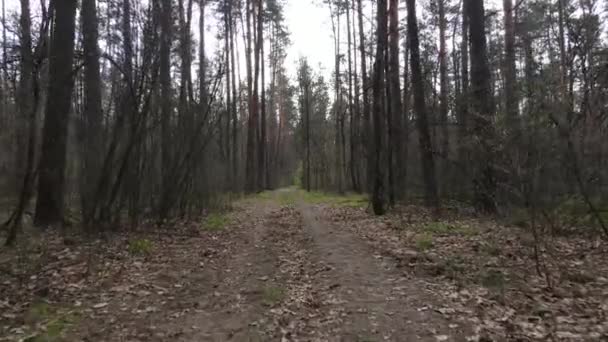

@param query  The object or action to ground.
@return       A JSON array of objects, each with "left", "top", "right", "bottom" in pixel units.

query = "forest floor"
[{"left": 1, "top": 189, "right": 607, "bottom": 341}]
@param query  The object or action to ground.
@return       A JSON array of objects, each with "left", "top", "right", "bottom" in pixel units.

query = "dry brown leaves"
[
  {"left": 321, "top": 203, "right": 608, "bottom": 341},
  {"left": 0, "top": 215, "right": 239, "bottom": 341}
]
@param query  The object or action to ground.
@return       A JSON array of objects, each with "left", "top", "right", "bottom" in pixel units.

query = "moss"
[
  {"left": 23, "top": 303, "right": 79, "bottom": 342},
  {"left": 202, "top": 213, "right": 230, "bottom": 231},
  {"left": 415, "top": 233, "right": 434, "bottom": 251},
  {"left": 128, "top": 238, "right": 153, "bottom": 255},
  {"left": 262, "top": 286, "right": 286, "bottom": 306}
]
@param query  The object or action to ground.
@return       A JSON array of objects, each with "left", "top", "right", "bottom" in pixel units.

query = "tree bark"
[
  {"left": 356, "top": 0, "right": 372, "bottom": 193},
  {"left": 34, "top": 0, "right": 78, "bottom": 226},
  {"left": 371, "top": 0, "right": 387, "bottom": 215},
  {"left": 467, "top": 0, "right": 497, "bottom": 213},
  {"left": 388, "top": 0, "right": 403, "bottom": 200},
  {"left": 160, "top": 0, "right": 172, "bottom": 210},
  {"left": 406, "top": 0, "right": 439, "bottom": 209},
  {"left": 438, "top": 0, "right": 449, "bottom": 192},
  {"left": 81, "top": 0, "right": 104, "bottom": 224}
]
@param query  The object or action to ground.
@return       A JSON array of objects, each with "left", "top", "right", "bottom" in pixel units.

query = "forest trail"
[
  {"left": 60, "top": 189, "right": 465, "bottom": 341},
  {"left": 4, "top": 189, "right": 608, "bottom": 341}
]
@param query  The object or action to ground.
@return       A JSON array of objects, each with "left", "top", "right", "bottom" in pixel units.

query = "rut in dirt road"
[{"left": 292, "top": 201, "right": 466, "bottom": 341}]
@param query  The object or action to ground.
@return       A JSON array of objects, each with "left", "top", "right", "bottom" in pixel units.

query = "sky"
[
  {"left": 284, "top": 0, "right": 334, "bottom": 80},
  {"left": 2, "top": 0, "right": 502, "bottom": 87}
]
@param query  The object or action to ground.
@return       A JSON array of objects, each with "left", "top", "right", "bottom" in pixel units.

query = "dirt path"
[
  {"left": 290, "top": 201, "right": 465, "bottom": 341},
  {"left": 54, "top": 191, "right": 467, "bottom": 341}
]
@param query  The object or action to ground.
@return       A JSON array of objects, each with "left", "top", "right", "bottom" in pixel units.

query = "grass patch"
[
  {"left": 202, "top": 212, "right": 230, "bottom": 231},
  {"left": 300, "top": 190, "right": 367, "bottom": 207},
  {"left": 128, "top": 238, "right": 153, "bottom": 255},
  {"left": 481, "top": 242, "right": 501, "bottom": 257},
  {"left": 262, "top": 286, "right": 286, "bottom": 306},
  {"left": 23, "top": 303, "right": 80, "bottom": 341},
  {"left": 422, "top": 221, "right": 477, "bottom": 236},
  {"left": 480, "top": 269, "right": 506, "bottom": 290},
  {"left": 415, "top": 233, "right": 434, "bottom": 251}
]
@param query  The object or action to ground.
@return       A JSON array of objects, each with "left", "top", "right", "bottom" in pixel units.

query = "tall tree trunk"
[
  {"left": 81, "top": 0, "right": 103, "bottom": 224},
  {"left": 199, "top": 0, "right": 206, "bottom": 108},
  {"left": 347, "top": 0, "right": 359, "bottom": 193},
  {"left": 388, "top": 0, "right": 403, "bottom": 200},
  {"left": 160, "top": 0, "right": 172, "bottom": 212},
  {"left": 357, "top": 0, "right": 372, "bottom": 193},
  {"left": 503, "top": 0, "right": 518, "bottom": 133},
  {"left": 224, "top": 1, "right": 233, "bottom": 186},
  {"left": 406, "top": 0, "right": 439, "bottom": 209},
  {"left": 229, "top": 3, "right": 238, "bottom": 191},
  {"left": 402, "top": 35, "right": 410, "bottom": 198},
  {"left": 467, "top": 0, "right": 497, "bottom": 213},
  {"left": 458, "top": 0, "right": 469, "bottom": 195},
  {"left": 5, "top": 0, "right": 36, "bottom": 244},
  {"left": 245, "top": 0, "right": 257, "bottom": 193},
  {"left": 438, "top": 0, "right": 449, "bottom": 193},
  {"left": 34, "top": 0, "right": 78, "bottom": 226},
  {"left": 258, "top": 0, "right": 266, "bottom": 190},
  {"left": 351, "top": 0, "right": 362, "bottom": 194},
  {"left": 371, "top": 0, "right": 387, "bottom": 215}
]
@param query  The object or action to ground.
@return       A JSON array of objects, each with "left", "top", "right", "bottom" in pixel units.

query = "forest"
[{"left": 0, "top": 0, "right": 607, "bottom": 340}]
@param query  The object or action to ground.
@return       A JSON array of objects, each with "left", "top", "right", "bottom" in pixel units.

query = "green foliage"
[
  {"left": 262, "top": 286, "right": 286, "bottom": 306},
  {"left": 202, "top": 213, "right": 230, "bottom": 231},
  {"left": 415, "top": 233, "right": 434, "bottom": 251},
  {"left": 128, "top": 238, "right": 153, "bottom": 255}
]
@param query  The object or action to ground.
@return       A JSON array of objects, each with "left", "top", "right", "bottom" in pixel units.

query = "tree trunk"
[
  {"left": 438, "top": 0, "right": 449, "bottom": 193},
  {"left": 34, "top": 0, "right": 78, "bottom": 227},
  {"left": 467, "top": 0, "right": 497, "bottom": 213},
  {"left": 356, "top": 0, "right": 372, "bottom": 193},
  {"left": 371, "top": 0, "right": 387, "bottom": 215},
  {"left": 388, "top": 0, "right": 403, "bottom": 200},
  {"left": 503, "top": 0, "right": 518, "bottom": 132},
  {"left": 258, "top": 0, "right": 266, "bottom": 190},
  {"left": 160, "top": 0, "right": 172, "bottom": 211},
  {"left": 245, "top": 0, "right": 257, "bottom": 193},
  {"left": 406, "top": 0, "right": 439, "bottom": 209},
  {"left": 81, "top": 0, "right": 103, "bottom": 224}
]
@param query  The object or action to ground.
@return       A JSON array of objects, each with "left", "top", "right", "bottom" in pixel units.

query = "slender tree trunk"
[
  {"left": 357, "top": 0, "right": 372, "bottom": 193},
  {"left": 402, "top": 35, "right": 410, "bottom": 198},
  {"left": 458, "top": 0, "right": 469, "bottom": 196},
  {"left": 34, "top": 0, "right": 78, "bottom": 226},
  {"left": 229, "top": 4, "right": 238, "bottom": 191},
  {"left": 371, "top": 0, "right": 387, "bottom": 215},
  {"left": 438, "top": 0, "right": 449, "bottom": 193},
  {"left": 160, "top": 0, "right": 172, "bottom": 212},
  {"left": 258, "top": 0, "right": 266, "bottom": 190},
  {"left": 503, "top": 0, "right": 518, "bottom": 133},
  {"left": 352, "top": 0, "right": 362, "bottom": 193},
  {"left": 346, "top": 0, "right": 359, "bottom": 193},
  {"left": 406, "top": 0, "right": 439, "bottom": 210},
  {"left": 388, "top": 0, "right": 403, "bottom": 201},
  {"left": 245, "top": 0, "right": 257, "bottom": 193}
]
